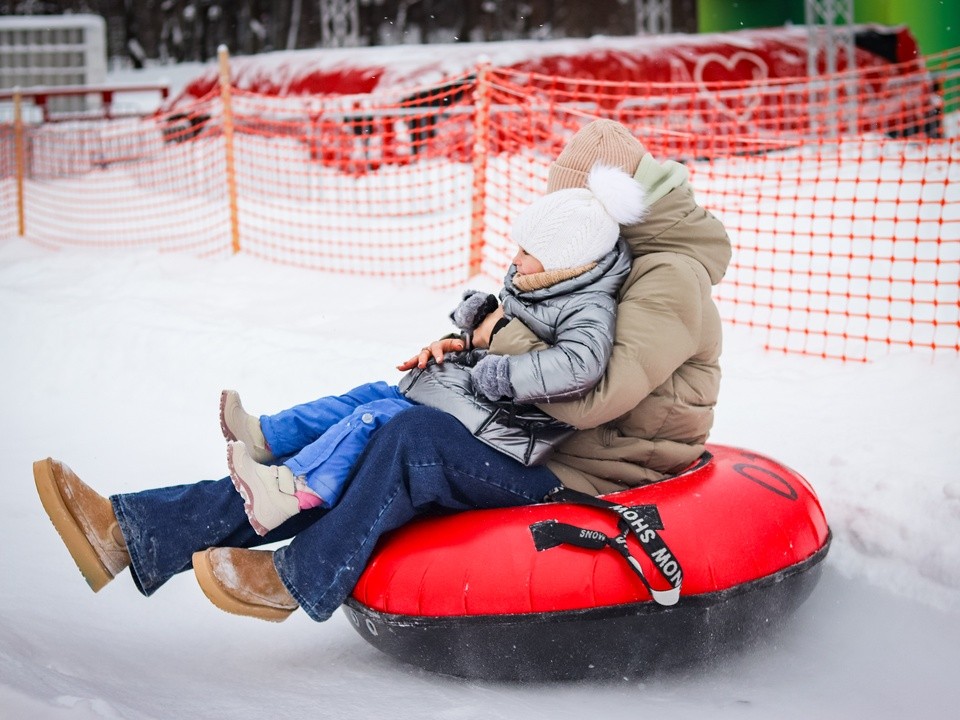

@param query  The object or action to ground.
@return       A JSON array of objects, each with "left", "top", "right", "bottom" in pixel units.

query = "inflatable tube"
[{"left": 344, "top": 444, "right": 830, "bottom": 681}]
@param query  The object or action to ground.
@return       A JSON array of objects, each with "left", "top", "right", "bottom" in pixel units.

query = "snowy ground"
[
  {"left": 0, "top": 238, "right": 958, "bottom": 719},
  {"left": 2, "top": 47, "right": 959, "bottom": 719}
]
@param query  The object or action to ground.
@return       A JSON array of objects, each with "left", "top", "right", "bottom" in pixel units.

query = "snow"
[
  {"left": 164, "top": 26, "right": 827, "bottom": 102},
  {"left": 1, "top": 47, "right": 959, "bottom": 720}
]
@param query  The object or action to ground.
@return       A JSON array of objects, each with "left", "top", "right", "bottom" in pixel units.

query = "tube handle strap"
[{"left": 531, "top": 487, "right": 684, "bottom": 607}]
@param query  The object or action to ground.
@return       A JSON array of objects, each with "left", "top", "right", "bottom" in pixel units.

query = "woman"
[{"left": 34, "top": 120, "right": 731, "bottom": 623}]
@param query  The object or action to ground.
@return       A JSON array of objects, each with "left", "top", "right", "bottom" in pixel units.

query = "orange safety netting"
[{"left": 1, "top": 48, "right": 957, "bottom": 362}]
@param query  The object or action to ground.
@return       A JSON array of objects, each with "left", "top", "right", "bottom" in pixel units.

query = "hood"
[{"left": 623, "top": 156, "right": 732, "bottom": 285}]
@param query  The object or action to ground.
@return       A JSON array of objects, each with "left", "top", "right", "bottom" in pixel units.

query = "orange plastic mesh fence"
[
  {"left": 226, "top": 78, "right": 476, "bottom": 280},
  {"left": 1, "top": 53, "right": 957, "bottom": 361}
]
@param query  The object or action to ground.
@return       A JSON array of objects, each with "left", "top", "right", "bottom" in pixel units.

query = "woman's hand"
[
  {"left": 397, "top": 337, "right": 466, "bottom": 371},
  {"left": 470, "top": 306, "right": 505, "bottom": 349}
]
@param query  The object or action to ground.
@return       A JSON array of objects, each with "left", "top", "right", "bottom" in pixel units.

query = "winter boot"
[
  {"left": 33, "top": 458, "right": 130, "bottom": 592},
  {"left": 220, "top": 389, "right": 275, "bottom": 463},
  {"left": 227, "top": 441, "right": 300, "bottom": 536},
  {"left": 192, "top": 547, "right": 298, "bottom": 622}
]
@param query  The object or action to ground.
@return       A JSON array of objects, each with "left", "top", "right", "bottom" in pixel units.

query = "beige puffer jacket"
[{"left": 490, "top": 158, "right": 731, "bottom": 495}]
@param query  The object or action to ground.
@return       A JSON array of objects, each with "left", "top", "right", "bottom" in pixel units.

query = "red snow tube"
[{"left": 344, "top": 444, "right": 830, "bottom": 680}]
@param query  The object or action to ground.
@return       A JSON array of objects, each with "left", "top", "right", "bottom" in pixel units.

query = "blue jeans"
[
  {"left": 261, "top": 381, "right": 412, "bottom": 506},
  {"left": 111, "top": 406, "right": 562, "bottom": 622}
]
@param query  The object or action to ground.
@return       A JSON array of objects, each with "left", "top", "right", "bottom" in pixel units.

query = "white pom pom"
[{"left": 586, "top": 164, "right": 649, "bottom": 226}]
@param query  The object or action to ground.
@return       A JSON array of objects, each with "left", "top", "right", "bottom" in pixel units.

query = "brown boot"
[
  {"left": 33, "top": 458, "right": 130, "bottom": 592},
  {"left": 192, "top": 547, "right": 298, "bottom": 622}
]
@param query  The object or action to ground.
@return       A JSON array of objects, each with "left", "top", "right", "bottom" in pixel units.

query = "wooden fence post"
[
  {"left": 218, "top": 45, "right": 241, "bottom": 254},
  {"left": 13, "top": 87, "right": 25, "bottom": 237},
  {"left": 468, "top": 62, "right": 492, "bottom": 279}
]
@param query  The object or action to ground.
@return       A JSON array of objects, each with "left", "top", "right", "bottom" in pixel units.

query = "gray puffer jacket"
[{"left": 398, "top": 240, "right": 632, "bottom": 465}]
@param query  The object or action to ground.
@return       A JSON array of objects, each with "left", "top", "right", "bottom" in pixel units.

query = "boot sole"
[
  {"left": 33, "top": 458, "right": 114, "bottom": 593},
  {"left": 221, "top": 394, "right": 271, "bottom": 536},
  {"left": 191, "top": 549, "right": 295, "bottom": 622},
  {"left": 219, "top": 390, "right": 238, "bottom": 442},
  {"left": 220, "top": 390, "right": 275, "bottom": 463},
  {"left": 226, "top": 445, "right": 273, "bottom": 537}
]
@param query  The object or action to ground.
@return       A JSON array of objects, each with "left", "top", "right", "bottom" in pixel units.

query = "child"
[{"left": 224, "top": 164, "right": 648, "bottom": 536}]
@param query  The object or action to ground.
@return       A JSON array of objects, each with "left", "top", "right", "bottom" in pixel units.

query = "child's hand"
[
  {"left": 451, "top": 290, "right": 499, "bottom": 332},
  {"left": 470, "top": 307, "right": 505, "bottom": 349},
  {"left": 397, "top": 337, "right": 466, "bottom": 371},
  {"left": 471, "top": 354, "right": 513, "bottom": 400}
]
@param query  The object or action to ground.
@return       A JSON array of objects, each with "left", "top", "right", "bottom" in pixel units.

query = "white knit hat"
[{"left": 511, "top": 164, "right": 649, "bottom": 271}]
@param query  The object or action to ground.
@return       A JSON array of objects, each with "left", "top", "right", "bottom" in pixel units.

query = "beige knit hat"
[{"left": 547, "top": 119, "right": 648, "bottom": 193}]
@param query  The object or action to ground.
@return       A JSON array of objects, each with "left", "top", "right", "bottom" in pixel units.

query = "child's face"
[{"left": 512, "top": 247, "right": 545, "bottom": 275}]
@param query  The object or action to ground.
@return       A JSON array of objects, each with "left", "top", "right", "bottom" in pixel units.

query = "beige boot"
[
  {"left": 227, "top": 441, "right": 301, "bottom": 537},
  {"left": 33, "top": 458, "right": 130, "bottom": 592},
  {"left": 220, "top": 389, "right": 275, "bottom": 463},
  {"left": 192, "top": 547, "right": 298, "bottom": 622}
]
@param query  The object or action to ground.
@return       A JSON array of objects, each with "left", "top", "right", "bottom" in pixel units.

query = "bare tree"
[{"left": 287, "top": 0, "right": 302, "bottom": 48}]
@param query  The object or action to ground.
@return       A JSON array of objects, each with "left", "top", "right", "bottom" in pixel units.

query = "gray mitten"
[
  {"left": 451, "top": 290, "right": 499, "bottom": 332},
  {"left": 472, "top": 354, "right": 513, "bottom": 400}
]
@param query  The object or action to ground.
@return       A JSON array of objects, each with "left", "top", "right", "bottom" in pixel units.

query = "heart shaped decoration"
[{"left": 693, "top": 51, "right": 769, "bottom": 123}]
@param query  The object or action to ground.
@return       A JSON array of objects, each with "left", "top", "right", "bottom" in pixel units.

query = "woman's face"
[{"left": 512, "top": 247, "right": 545, "bottom": 276}]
